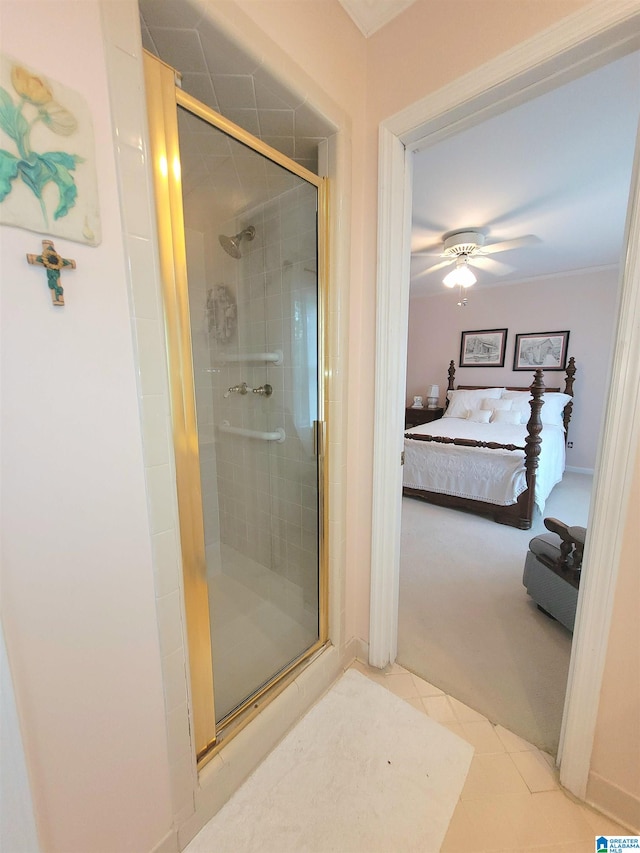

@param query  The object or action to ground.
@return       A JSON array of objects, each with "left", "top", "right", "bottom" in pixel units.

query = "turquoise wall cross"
[{"left": 26, "top": 239, "right": 76, "bottom": 306}]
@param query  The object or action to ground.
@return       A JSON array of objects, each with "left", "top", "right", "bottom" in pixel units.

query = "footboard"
[
  {"left": 403, "top": 429, "right": 534, "bottom": 528},
  {"left": 401, "top": 486, "right": 535, "bottom": 529}
]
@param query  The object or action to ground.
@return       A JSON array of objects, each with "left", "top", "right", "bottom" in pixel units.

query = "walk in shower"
[{"left": 144, "top": 53, "right": 328, "bottom": 760}]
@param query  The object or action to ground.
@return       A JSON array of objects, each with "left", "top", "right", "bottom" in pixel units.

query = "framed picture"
[
  {"left": 513, "top": 331, "right": 570, "bottom": 371},
  {"left": 459, "top": 328, "right": 507, "bottom": 367}
]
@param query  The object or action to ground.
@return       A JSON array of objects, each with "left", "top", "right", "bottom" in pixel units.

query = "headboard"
[{"left": 444, "top": 356, "right": 576, "bottom": 433}]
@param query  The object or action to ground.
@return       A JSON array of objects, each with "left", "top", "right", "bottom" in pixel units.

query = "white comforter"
[{"left": 403, "top": 417, "right": 566, "bottom": 512}]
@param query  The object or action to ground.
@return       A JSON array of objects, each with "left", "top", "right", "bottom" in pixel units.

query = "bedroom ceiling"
[{"left": 410, "top": 50, "right": 640, "bottom": 297}]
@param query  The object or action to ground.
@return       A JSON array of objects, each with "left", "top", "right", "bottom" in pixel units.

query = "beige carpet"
[
  {"left": 184, "top": 668, "right": 473, "bottom": 853},
  {"left": 398, "top": 472, "right": 592, "bottom": 755}
]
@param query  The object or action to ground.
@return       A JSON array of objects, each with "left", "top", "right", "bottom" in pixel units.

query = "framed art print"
[
  {"left": 513, "top": 331, "right": 570, "bottom": 370},
  {"left": 459, "top": 328, "right": 507, "bottom": 367},
  {"left": 0, "top": 54, "right": 101, "bottom": 245}
]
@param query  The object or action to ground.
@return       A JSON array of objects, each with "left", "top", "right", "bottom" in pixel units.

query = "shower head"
[{"left": 218, "top": 226, "right": 255, "bottom": 259}]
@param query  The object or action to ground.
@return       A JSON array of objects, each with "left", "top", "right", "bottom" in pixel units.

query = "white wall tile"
[
  {"left": 147, "top": 464, "right": 177, "bottom": 535},
  {"left": 135, "top": 317, "right": 170, "bottom": 396},
  {"left": 169, "top": 754, "right": 196, "bottom": 826},
  {"left": 153, "top": 528, "right": 181, "bottom": 598},
  {"left": 107, "top": 46, "right": 145, "bottom": 150},
  {"left": 118, "top": 144, "right": 152, "bottom": 238},
  {"left": 141, "top": 394, "right": 172, "bottom": 467},
  {"left": 127, "top": 235, "right": 162, "bottom": 320},
  {"left": 156, "top": 590, "right": 185, "bottom": 659},
  {"left": 167, "top": 702, "right": 192, "bottom": 767},
  {"left": 161, "top": 648, "right": 189, "bottom": 713}
]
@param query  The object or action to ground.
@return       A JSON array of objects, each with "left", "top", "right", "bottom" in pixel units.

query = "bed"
[{"left": 403, "top": 358, "right": 576, "bottom": 529}]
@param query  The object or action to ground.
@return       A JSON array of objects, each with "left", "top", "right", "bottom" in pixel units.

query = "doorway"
[
  {"left": 397, "top": 51, "right": 638, "bottom": 753},
  {"left": 370, "top": 6, "right": 640, "bottom": 799},
  {"left": 144, "top": 52, "right": 328, "bottom": 762}
]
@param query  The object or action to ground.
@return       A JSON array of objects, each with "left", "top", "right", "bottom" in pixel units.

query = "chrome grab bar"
[
  {"left": 221, "top": 350, "right": 283, "bottom": 365},
  {"left": 219, "top": 421, "right": 285, "bottom": 443}
]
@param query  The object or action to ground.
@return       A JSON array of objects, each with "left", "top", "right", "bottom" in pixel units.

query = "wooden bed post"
[
  {"left": 445, "top": 360, "right": 456, "bottom": 412},
  {"left": 563, "top": 356, "right": 576, "bottom": 435},
  {"left": 523, "top": 369, "right": 545, "bottom": 525},
  {"left": 447, "top": 361, "right": 456, "bottom": 390}
]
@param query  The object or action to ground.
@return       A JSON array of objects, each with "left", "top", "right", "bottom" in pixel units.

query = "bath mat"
[{"left": 184, "top": 667, "right": 473, "bottom": 852}]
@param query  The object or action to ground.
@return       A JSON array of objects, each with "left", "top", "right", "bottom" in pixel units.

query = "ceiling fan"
[{"left": 412, "top": 228, "right": 540, "bottom": 283}]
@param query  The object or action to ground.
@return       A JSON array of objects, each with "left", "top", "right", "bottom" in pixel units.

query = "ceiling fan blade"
[
  {"left": 471, "top": 256, "right": 515, "bottom": 276},
  {"left": 411, "top": 243, "right": 445, "bottom": 256},
  {"left": 479, "top": 235, "right": 540, "bottom": 255},
  {"left": 411, "top": 261, "right": 452, "bottom": 281},
  {"left": 412, "top": 258, "right": 453, "bottom": 275}
]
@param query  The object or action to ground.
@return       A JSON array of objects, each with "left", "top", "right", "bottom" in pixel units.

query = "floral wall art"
[{"left": 0, "top": 55, "right": 101, "bottom": 245}]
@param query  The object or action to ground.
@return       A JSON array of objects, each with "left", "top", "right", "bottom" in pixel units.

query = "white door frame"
[{"left": 370, "top": 0, "right": 640, "bottom": 800}]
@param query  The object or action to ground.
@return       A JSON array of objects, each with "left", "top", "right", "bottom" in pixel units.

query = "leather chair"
[{"left": 522, "top": 517, "right": 585, "bottom": 632}]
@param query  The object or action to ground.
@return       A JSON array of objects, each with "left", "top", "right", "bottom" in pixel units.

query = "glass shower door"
[
  {"left": 193, "top": 158, "right": 322, "bottom": 724},
  {"left": 145, "top": 52, "right": 327, "bottom": 761}
]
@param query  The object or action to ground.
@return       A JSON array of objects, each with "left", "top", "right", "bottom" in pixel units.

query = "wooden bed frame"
[{"left": 403, "top": 357, "right": 576, "bottom": 530}]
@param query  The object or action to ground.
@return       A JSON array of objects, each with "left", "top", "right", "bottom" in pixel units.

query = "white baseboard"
[
  {"left": 151, "top": 829, "right": 179, "bottom": 853},
  {"left": 586, "top": 770, "right": 640, "bottom": 834},
  {"left": 565, "top": 466, "right": 595, "bottom": 475},
  {"left": 353, "top": 636, "right": 370, "bottom": 664}
]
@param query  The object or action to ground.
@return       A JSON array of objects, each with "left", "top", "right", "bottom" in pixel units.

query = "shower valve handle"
[
  {"left": 252, "top": 384, "right": 273, "bottom": 397},
  {"left": 224, "top": 382, "right": 248, "bottom": 397}
]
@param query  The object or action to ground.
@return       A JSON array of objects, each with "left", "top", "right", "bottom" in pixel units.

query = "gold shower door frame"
[{"left": 144, "top": 52, "right": 329, "bottom": 763}]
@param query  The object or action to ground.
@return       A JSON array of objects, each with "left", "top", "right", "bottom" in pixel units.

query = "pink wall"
[
  {"left": 366, "top": 0, "right": 589, "bottom": 124},
  {"left": 406, "top": 269, "right": 619, "bottom": 471},
  {"left": 588, "top": 450, "right": 640, "bottom": 831},
  {"left": 0, "top": 2, "right": 173, "bottom": 851}
]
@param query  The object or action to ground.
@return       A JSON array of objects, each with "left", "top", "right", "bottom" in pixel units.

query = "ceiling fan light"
[{"left": 443, "top": 262, "right": 476, "bottom": 288}]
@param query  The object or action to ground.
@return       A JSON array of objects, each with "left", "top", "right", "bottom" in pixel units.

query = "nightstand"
[{"left": 405, "top": 406, "right": 444, "bottom": 429}]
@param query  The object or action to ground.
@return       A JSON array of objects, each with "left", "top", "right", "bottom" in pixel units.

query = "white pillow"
[
  {"left": 502, "top": 390, "right": 532, "bottom": 400},
  {"left": 501, "top": 390, "right": 572, "bottom": 427},
  {"left": 540, "top": 392, "right": 572, "bottom": 427},
  {"left": 466, "top": 408, "right": 491, "bottom": 423},
  {"left": 444, "top": 387, "right": 504, "bottom": 419},
  {"left": 491, "top": 409, "right": 522, "bottom": 425},
  {"left": 501, "top": 392, "right": 532, "bottom": 421},
  {"left": 481, "top": 397, "right": 512, "bottom": 412}
]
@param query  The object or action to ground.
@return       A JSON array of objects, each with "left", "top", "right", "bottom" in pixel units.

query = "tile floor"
[{"left": 350, "top": 659, "right": 630, "bottom": 853}]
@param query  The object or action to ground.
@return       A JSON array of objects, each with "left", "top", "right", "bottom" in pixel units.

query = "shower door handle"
[{"left": 313, "top": 420, "right": 325, "bottom": 457}]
